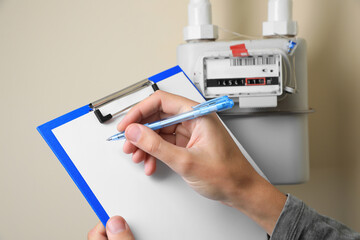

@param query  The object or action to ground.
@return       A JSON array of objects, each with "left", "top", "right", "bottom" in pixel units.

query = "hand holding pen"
[{"left": 101, "top": 90, "right": 286, "bottom": 236}]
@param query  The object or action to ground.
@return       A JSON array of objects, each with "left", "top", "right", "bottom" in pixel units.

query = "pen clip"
[{"left": 192, "top": 96, "right": 229, "bottom": 110}]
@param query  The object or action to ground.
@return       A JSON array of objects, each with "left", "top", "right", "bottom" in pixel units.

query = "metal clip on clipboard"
[{"left": 89, "top": 79, "right": 159, "bottom": 123}]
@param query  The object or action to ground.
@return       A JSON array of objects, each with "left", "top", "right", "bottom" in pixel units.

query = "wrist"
[{"left": 229, "top": 173, "right": 287, "bottom": 235}]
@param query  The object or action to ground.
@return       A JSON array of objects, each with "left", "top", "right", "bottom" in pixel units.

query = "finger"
[
  {"left": 132, "top": 148, "right": 146, "bottom": 164},
  {"left": 173, "top": 124, "right": 192, "bottom": 139},
  {"left": 88, "top": 222, "right": 107, "bottom": 240},
  {"left": 125, "top": 123, "right": 190, "bottom": 174},
  {"left": 175, "top": 133, "right": 192, "bottom": 148},
  {"left": 159, "top": 126, "right": 191, "bottom": 148},
  {"left": 123, "top": 140, "right": 137, "bottom": 154},
  {"left": 159, "top": 133, "right": 176, "bottom": 145},
  {"left": 117, "top": 91, "right": 198, "bottom": 132},
  {"left": 144, "top": 155, "right": 156, "bottom": 176},
  {"left": 138, "top": 111, "right": 168, "bottom": 124},
  {"left": 159, "top": 132, "right": 189, "bottom": 147},
  {"left": 106, "top": 216, "right": 134, "bottom": 240}
]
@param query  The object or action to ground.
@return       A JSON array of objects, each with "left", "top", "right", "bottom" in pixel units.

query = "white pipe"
[
  {"left": 268, "top": 0, "right": 293, "bottom": 22},
  {"left": 263, "top": 0, "right": 297, "bottom": 36},
  {"left": 183, "top": 0, "right": 218, "bottom": 41},
  {"left": 188, "top": 0, "right": 212, "bottom": 26}
]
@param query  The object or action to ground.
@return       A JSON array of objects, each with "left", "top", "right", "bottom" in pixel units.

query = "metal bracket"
[{"left": 89, "top": 79, "right": 159, "bottom": 123}]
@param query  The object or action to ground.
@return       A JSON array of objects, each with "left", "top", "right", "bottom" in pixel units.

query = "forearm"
[{"left": 231, "top": 175, "right": 360, "bottom": 240}]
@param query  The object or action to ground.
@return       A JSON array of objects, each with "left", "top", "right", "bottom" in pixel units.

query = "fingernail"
[
  {"left": 107, "top": 217, "right": 126, "bottom": 234},
  {"left": 127, "top": 125, "right": 141, "bottom": 142}
]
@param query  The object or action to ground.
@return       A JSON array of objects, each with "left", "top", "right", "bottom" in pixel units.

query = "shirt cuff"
[
  {"left": 270, "top": 194, "right": 305, "bottom": 240},
  {"left": 270, "top": 194, "right": 360, "bottom": 240}
]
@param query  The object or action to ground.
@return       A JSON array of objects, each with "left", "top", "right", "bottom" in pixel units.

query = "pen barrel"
[
  {"left": 145, "top": 111, "right": 196, "bottom": 130},
  {"left": 145, "top": 97, "right": 234, "bottom": 131}
]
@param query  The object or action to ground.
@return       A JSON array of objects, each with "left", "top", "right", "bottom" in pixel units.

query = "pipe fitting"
[{"left": 263, "top": 0, "right": 298, "bottom": 37}]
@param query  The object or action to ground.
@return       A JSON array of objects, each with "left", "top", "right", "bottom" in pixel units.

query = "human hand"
[
  {"left": 118, "top": 90, "right": 258, "bottom": 204},
  {"left": 88, "top": 216, "right": 134, "bottom": 240},
  {"left": 117, "top": 90, "right": 286, "bottom": 235}
]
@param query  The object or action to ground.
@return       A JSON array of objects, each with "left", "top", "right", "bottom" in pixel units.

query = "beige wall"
[{"left": 0, "top": 0, "right": 359, "bottom": 239}]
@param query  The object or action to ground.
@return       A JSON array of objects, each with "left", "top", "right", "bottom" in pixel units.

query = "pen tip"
[{"left": 106, "top": 137, "right": 112, "bottom": 141}]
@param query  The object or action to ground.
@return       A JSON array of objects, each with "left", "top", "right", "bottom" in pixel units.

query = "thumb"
[
  {"left": 125, "top": 123, "right": 189, "bottom": 173},
  {"left": 106, "top": 216, "right": 134, "bottom": 240}
]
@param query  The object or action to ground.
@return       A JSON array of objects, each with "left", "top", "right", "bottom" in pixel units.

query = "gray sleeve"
[{"left": 270, "top": 194, "right": 360, "bottom": 240}]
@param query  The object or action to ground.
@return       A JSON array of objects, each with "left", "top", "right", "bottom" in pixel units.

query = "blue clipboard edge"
[
  {"left": 37, "top": 105, "right": 110, "bottom": 226},
  {"left": 36, "top": 65, "right": 204, "bottom": 227}
]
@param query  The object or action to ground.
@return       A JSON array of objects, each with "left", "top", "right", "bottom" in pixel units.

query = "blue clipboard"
[{"left": 37, "top": 65, "right": 266, "bottom": 239}]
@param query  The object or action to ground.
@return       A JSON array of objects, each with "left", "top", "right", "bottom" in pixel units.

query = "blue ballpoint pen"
[{"left": 106, "top": 95, "right": 234, "bottom": 141}]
